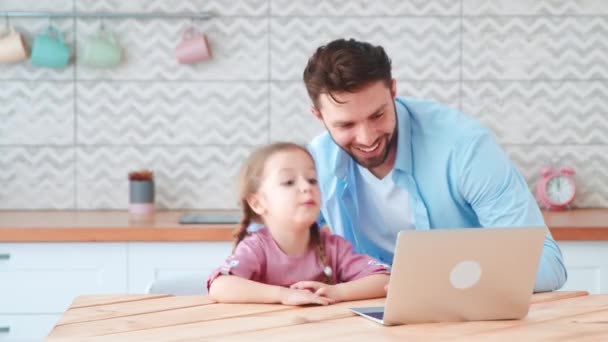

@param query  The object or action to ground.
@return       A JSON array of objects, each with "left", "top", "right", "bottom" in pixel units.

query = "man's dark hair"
[{"left": 303, "top": 38, "right": 392, "bottom": 108}]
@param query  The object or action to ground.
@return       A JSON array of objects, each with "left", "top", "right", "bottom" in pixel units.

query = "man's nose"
[{"left": 357, "top": 124, "right": 375, "bottom": 146}]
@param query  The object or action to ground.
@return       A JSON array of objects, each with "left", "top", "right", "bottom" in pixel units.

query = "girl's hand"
[
  {"left": 290, "top": 281, "right": 341, "bottom": 302},
  {"left": 279, "top": 287, "right": 335, "bottom": 306}
]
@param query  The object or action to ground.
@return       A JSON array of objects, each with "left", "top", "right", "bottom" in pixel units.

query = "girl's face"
[{"left": 249, "top": 149, "right": 321, "bottom": 229}]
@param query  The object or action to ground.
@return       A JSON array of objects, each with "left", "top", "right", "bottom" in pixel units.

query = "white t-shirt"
[{"left": 355, "top": 164, "right": 416, "bottom": 258}]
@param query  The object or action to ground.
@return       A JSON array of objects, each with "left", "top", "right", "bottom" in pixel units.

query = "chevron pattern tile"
[
  {"left": 76, "top": 146, "right": 253, "bottom": 209},
  {"left": 270, "top": 0, "right": 459, "bottom": 16},
  {"left": 0, "top": 0, "right": 71, "bottom": 11},
  {"left": 77, "top": 81, "right": 268, "bottom": 145},
  {"left": 398, "top": 81, "right": 461, "bottom": 110},
  {"left": 74, "top": 17, "right": 268, "bottom": 80},
  {"left": 76, "top": 0, "right": 268, "bottom": 15},
  {"left": 463, "top": 17, "right": 608, "bottom": 80},
  {"left": 464, "top": 0, "right": 608, "bottom": 15},
  {"left": 505, "top": 145, "right": 608, "bottom": 207},
  {"left": 270, "top": 81, "right": 460, "bottom": 143},
  {"left": 0, "top": 82, "right": 74, "bottom": 145},
  {"left": 0, "top": 147, "right": 75, "bottom": 209},
  {"left": 270, "top": 18, "right": 460, "bottom": 81},
  {"left": 0, "top": 19, "right": 75, "bottom": 80},
  {"left": 3, "top": 0, "right": 608, "bottom": 209},
  {"left": 270, "top": 82, "right": 323, "bottom": 143},
  {"left": 462, "top": 81, "right": 608, "bottom": 145}
]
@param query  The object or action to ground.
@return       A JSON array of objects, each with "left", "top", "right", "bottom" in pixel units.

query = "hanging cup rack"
[{"left": 1, "top": 11, "right": 213, "bottom": 20}]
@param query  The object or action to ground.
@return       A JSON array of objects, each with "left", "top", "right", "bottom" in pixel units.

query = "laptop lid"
[{"left": 381, "top": 226, "right": 547, "bottom": 325}]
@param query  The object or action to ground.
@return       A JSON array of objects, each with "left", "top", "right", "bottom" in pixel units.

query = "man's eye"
[{"left": 372, "top": 113, "right": 384, "bottom": 120}]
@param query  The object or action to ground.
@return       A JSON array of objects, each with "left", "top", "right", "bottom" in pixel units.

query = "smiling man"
[{"left": 303, "top": 38, "right": 567, "bottom": 292}]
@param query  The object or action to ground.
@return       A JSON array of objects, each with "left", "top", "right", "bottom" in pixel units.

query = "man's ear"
[
  {"left": 246, "top": 193, "right": 266, "bottom": 216},
  {"left": 390, "top": 79, "right": 397, "bottom": 98},
  {"left": 310, "top": 105, "right": 323, "bottom": 121}
]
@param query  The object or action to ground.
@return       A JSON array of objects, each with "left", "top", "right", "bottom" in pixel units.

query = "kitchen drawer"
[
  {"left": 0, "top": 243, "right": 127, "bottom": 313},
  {"left": 0, "top": 314, "right": 60, "bottom": 342},
  {"left": 128, "top": 242, "right": 232, "bottom": 293}
]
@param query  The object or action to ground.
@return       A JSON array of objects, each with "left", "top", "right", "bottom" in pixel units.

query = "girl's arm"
[
  {"left": 331, "top": 273, "right": 389, "bottom": 302},
  {"left": 209, "top": 275, "right": 283, "bottom": 303},
  {"left": 209, "top": 275, "right": 335, "bottom": 305},
  {"left": 291, "top": 273, "right": 389, "bottom": 302}
]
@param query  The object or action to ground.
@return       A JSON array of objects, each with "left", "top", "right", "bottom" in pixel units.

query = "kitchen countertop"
[
  {"left": 0, "top": 210, "right": 236, "bottom": 242},
  {"left": 0, "top": 208, "right": 606, "bottom": 242}
]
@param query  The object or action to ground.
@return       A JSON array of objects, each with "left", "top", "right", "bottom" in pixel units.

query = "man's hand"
[
  {"left": 290, "top": 281, "right": 342, "bottom": 302},
  {"left": 279, "top": 287, "right": 335, "bottom": 306}
]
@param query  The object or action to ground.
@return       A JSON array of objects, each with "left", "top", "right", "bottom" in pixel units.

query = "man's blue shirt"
[{"left": 308, "top": 97, "right": 567, "bottom": 292}]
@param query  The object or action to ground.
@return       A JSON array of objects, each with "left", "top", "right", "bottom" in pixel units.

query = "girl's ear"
[{"left": 246, "top": 193, "right": 266, "bottom": 216}]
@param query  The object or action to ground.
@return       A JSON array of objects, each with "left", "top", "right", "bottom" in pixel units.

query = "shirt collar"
[{"left": 393, "top": 97, "right": 413, "bottom": 175}]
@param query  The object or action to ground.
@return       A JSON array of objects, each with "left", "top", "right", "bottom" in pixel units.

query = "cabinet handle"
[
  {"left": 0, "top": 326, "right": 9, "bottom": 333},
  {"left": 0, "top": 254, "right": 9, "bottom": 260}
]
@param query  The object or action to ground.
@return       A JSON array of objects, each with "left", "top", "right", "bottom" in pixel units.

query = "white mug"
[{"left": 0, "top": 26, "right": 29, "bottom": 64}]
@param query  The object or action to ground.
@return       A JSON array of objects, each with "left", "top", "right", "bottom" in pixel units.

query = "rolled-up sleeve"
[
  {"left": 330, "top": 234, "right": 390, "bottom": 283},
  {"left": 456, "top": 132, "right": 567, "bottom": 292},
  {"left": 206, "top": 236, "right": 265, "bottom": 291}
]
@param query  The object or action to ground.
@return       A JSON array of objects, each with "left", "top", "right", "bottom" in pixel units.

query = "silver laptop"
[{"left": 350, "top": 226, "right": 547, "bottom": 325}]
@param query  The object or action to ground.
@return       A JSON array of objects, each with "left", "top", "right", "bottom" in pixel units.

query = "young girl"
[{"left": 207, "top": 142, "right": 390, "bottom": 306}]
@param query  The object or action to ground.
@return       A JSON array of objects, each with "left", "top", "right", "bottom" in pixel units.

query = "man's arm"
[{"left": 455, "top": 132, "right": 567, "bottom": 292}]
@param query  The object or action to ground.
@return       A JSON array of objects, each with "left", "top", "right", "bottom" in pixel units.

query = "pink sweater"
[{"left": 207, "top": 227, "right": 390, "bottom": 290}]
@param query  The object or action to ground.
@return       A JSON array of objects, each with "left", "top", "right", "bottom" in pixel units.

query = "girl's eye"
[
  {"left": 281, "top": 180, "right": 294, "bottom": 186},
  {"left": 308, "top": 178, "right": 318, "bottom": 185}
]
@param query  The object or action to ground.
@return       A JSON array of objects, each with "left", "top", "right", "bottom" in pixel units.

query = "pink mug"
[
  {"left": 175, "top": 27, "right": 212, "bottom": 64},
  {"left": 0, "top": 26, "right": 29, "bottom": 64}
]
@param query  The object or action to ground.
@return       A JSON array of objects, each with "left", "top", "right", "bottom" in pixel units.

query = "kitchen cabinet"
[
  {"left": 0, "top": 243, "right": 127, "bottom": 341},
  {"left": 557, "top": 241, "right": 608, "bottom": 294},
  {"left": 0, "top": 241, "right": 231, "bottom": 342}
]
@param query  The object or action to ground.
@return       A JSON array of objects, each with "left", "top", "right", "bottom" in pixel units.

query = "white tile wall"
[{"left": 1, "top": 0, "right": 608, "bottom": 209}]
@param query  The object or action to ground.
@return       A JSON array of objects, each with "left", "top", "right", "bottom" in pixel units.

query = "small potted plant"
[{"left": 128, "top": 169, "right": 155, "bottom": 215}]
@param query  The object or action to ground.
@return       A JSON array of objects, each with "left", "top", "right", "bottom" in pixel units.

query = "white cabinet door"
[
  {"left": 558, "top": 241, "right": 608, "bottom": 294},
  {"left": 128, "top": 242, "right": 232, "bottom": 293},
  {"left": 0, "top": 243, "right": 127, "bottom": 314},
  {"left": 0, "top": 314, "right": 60, "bottom": 342}
]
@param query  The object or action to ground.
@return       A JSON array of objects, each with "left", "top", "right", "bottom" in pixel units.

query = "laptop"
[{"left": 350, "top": 226, "right": 547, "bottom": 325}]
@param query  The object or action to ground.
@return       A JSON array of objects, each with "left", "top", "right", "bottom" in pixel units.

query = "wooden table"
[{"left": 46, "top": 291, "right": 608, "bottom": 341}]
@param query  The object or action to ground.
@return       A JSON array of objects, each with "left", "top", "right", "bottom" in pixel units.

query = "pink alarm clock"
[{"left": 535, "top": 166, "right": 576, "bottom": 210}]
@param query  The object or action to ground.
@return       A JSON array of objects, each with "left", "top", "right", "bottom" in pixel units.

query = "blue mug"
[{"left": 30, "top": 26, "right": 71, "bottom": 68}]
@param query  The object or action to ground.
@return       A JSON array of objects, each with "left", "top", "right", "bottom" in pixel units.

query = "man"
[{"left": 303, "top": 38, "right": 567, "bottom": 292}]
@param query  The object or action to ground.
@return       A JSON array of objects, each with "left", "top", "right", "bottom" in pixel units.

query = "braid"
[
  {"left": 309, "top": 222, "right": 333, "bottom": 284},
  {"left": 233, "top": 199, "right": 254, "bottom": 253}
]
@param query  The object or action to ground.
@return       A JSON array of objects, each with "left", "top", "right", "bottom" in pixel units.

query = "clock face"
[{"left": 545, "top": 176, "right": 574, "bottom": 205}]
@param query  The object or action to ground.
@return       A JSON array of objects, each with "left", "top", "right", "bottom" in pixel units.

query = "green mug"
[
  {"left": 30, "top": 26, "right": 71, "bottom": 68},
  {"left": 83, "top": 27, "right": 121, "bottom": 68}
]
